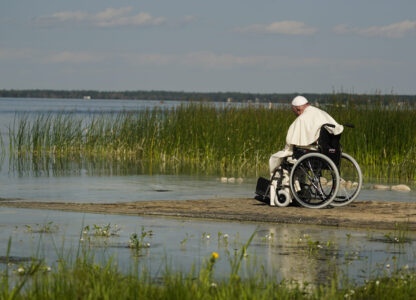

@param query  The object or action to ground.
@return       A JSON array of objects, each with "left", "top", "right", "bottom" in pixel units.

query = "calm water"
[
  {"left": 0, "top": 97, "right": 263, "bottom": 202},
  {"left": 0, "top": 97, "right": 415, "bottom": 285},
  {"left": 0, "top": 97, "right": 415, "bottom": 203},
  {"left": 1, "top": 207, "right": 415, "bottom": 285}
]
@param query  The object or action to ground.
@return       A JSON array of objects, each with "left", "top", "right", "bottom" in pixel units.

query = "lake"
[{"left": 0, "top": 97, "right": 415, "bottom": 285}]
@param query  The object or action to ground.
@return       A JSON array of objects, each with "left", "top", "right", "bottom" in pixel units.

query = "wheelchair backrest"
[{"left": 318, "top": 125, "right": 341, "bottom": 167}]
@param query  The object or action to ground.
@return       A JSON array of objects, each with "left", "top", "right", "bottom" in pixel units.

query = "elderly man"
[{"left": 268, "top": 95, "right": 343, "bottom": 206}]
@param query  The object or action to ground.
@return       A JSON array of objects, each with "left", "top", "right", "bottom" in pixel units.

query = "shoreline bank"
[{"left": 1, "top": 198, "right": 415, "bottom": 231}]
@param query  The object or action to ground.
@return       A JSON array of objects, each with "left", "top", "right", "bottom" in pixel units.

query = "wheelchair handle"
[{"left": 324, "top": 123, "right": 354, "bottom": 129}]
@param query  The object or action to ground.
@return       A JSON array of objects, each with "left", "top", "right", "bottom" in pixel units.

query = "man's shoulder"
[{"left": 303, "top": 105, "right": 328, "bottom": 116}]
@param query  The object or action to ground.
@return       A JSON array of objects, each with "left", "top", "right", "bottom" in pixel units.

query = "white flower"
[
  {"left": 80, "top": 238, "right": 84, "bottom": 242},
  {"left": 386, "top": 264, "right": 390, "bottom": 268},
  {"left": 223, "top": 234, "right": 229, "bottom": 239},
  {"left": 404, "top": 264, "right": 409, "bottom": 270},
  {"left": 206, "top": 234, "right": 210, "bottom": 239},
  {"left": 376, "top": 280, "right": 380, "bottom": 285},
  {"left": 211, "top": 282, "right": 217, "bottom": 288},
  {"left": 17, "top": 267, "right": 25, "bottom": 274},
  {"left": 145, "top": 242, "right": 151, "bottom": 248},
  {"left": 47, "top": 267, "right": 51, "bottom": 272}
]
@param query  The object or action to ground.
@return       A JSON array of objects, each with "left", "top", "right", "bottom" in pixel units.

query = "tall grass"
[{"left": 8, "top": 102, "right": 416, "bottom": 181}]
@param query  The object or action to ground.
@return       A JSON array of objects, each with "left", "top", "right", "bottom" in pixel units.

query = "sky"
[{"left": 1, "top": 0, "right": 416, "bottom": 94}]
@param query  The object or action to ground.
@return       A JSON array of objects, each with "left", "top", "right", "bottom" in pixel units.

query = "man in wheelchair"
[{"left": 257, "top": 95, "right": 346, "bottom": 209}]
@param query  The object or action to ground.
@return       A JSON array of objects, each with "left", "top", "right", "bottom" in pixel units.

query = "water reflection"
[
  {"left": 9, "top": 152, "right": 223, "bottom": 178},
  {"left": 0, "top": 207, "right": 414, "bottom": 285},
  {"left": 261, "top": 226, "right": 339, "bottom": 284}
]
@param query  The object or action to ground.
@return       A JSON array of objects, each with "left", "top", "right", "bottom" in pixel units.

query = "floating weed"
[
  {"left": 180, "top": 233, "right": 193, "bottom": 250},
  {"left": 297, "top": 234, "right": 337, "bottom": 256},
  {"left": 14, "top": 261, "right": 52, "bottom": 276},
  {"left": 344, "top": 250, "right": 361, "bottom": 262},
  {"left": 261, "top": 232, "right": 274, "bottom": 243},
  {"left": 128, "top": 227, "right": 152, "bottom": 256},
  {"left": 368, "top": 223, "right": 412, "bottom": 244},
  {"left": 83, "top": 223, "right": 121, "bottom": 238},
  {"left": 202, "top": 232, "right": 211, "bottom": 240},
  {"left": 24, "top": 221, "right": 59, "bottom": 234},
  {"left": 217, "top": 232, "right": 229, "bottom": 248},
  {"left": 383, "top": 223, "right": 411, "bottom": 244}
]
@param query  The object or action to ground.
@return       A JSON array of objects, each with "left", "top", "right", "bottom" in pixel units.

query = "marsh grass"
[
  {"left": 382, "top": 223, "right": 411, "bottom": 244},
  {"left": 8, "top": 101, "right": 416, "bottom": 181},
  {"left": 2, "top": 234, "right": 416, "bottom": 300}
]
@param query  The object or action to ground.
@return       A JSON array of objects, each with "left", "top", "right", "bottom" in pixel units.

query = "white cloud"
[
  {"left": 234, "top": 21, "right": 317, "bottom": 35},
  {"left": 178, "top": 15, "right": 197, "bottom": 25},
  {"left": 334, "top": 20, "right": 416, "bottom": 38},
  {"left": 122, "top": 51, "right": 391, "bottom": 70},
  {"left": 35, "top": 7, "right": 166, "bottom": 28},
  {"left": 0, "top": 48, "right": 32, "bottom": 60},
  {"left": 48, "top": 51, "right": 105, "bottom": 64},
  {"left": 1, "top": 47, "right": 398, "bottom": 71}
]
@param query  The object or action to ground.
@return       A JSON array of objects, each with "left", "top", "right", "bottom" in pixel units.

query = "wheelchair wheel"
[
  {"left": 290, "top": 153, "right": 340, "bottom": 209},
  {"left": 331, "top": 153, "right": 362, "bottom": 207}
]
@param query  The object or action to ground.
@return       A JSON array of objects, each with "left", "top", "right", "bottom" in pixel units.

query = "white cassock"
[{"left": 268, "top": 105, "right": 344, "bottom": 206}]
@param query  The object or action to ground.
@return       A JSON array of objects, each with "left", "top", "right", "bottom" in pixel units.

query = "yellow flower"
[{"left": 211, "top": 252, "right": 219, "bottom": 259}]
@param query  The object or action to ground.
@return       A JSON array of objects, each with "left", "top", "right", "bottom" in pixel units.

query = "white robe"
[{"left": 269, "top": 105, "right": 343, "bottom": 172}]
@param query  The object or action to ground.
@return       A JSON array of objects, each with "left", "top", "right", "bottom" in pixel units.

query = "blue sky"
[{"left": 1, "top": 0, "right": 415, "bottom": 94}]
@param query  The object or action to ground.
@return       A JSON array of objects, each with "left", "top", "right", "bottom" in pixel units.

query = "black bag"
[
  {"left": 318, "top": 126, "right": 341, "bottom": 167},
  {"left": 255, "top": 177, "right": 270, "bottom": 197}
]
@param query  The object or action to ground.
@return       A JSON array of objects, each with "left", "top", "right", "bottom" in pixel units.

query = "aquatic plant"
[
  {"left": 82, "top": 223, "right": 121, "bottom": 238},
  {"left": 382, "top": 223, "right": 411, "bottom": 244},
  {"left": 7, "top": 99, "right": 416, "bottom": 181},
  {"left": 2, "top": 234, "right": 416, "bottom": 299},
  {"left": 24, "top": 221, "right": 59, "bottom": 234},
  {"left": 128, "top": 227, "right": 152, "bottom": 255}
]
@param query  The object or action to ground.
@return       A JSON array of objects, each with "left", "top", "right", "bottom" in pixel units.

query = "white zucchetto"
[{"left": 291, "top": 96, "right": 308, "bottom": 106}]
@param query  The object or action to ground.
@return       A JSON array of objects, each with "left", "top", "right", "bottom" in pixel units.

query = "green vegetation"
[
  {"left": 25, "top": 221, "right": 59, "bottom": 234},
  {"left": 2, "top": 89, "right": 416, "bottom": 104},
  {"left": 8, "top": 101, "right": 416, "bottom": 181},
  {"left": 1, "top": 237, "right": 416, "bottom": 300}
]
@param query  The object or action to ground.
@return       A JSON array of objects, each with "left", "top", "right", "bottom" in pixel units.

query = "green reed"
[{"left": 8, "top": 101, "right": 416, "bottom": 181}]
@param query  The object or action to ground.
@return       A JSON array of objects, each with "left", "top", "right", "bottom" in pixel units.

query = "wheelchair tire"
[
  {"left": 331, "top": 153, "right": 362, "bottom": 207},
  {"left": 275, "top": 190, "right": 291, "bottom": 207},
  {"left": 289, "top": 153, "right": 340, "bottom": 209}
]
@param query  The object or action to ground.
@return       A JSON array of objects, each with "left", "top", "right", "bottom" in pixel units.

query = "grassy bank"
[{"left": 8, "top": 102, "right": 416, "bottom": 181}]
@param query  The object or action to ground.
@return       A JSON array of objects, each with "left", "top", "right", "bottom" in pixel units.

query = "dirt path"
[{"left": 1, "top": 198, "right": 416, "bottom": 231}]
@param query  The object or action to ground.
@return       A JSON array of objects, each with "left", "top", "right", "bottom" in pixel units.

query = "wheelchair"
[{"left": 256, "top": 124, "right": 362, "bottom": 209}]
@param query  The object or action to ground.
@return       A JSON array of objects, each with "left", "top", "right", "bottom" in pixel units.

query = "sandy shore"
[{"left": 1, "top": 198, "right": 415, "bottom": 231}]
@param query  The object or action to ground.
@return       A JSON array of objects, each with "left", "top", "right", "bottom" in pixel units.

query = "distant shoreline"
[{"left": 1, "top": 90, "right": 416, "bottom": 103}]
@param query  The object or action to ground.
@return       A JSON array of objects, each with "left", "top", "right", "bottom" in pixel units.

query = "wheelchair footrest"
[{"left": 255, "top": 177, "right": 270, "bottom": 197}]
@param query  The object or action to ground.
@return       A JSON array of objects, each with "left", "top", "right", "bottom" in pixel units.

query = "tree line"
[{"left": 1, "top": 89, "right": 415, "bottom": 104}]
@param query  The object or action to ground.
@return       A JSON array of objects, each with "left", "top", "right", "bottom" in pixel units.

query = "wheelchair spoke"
[
  {"left": 290, "top": 153, "right": 341, "bottom": 208},
  {"left": 332, "top": 153, "right": 363, "bottom": 207}
]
